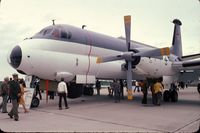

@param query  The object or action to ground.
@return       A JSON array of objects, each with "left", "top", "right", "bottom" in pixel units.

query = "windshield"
[{"left": 31, "top": 26, "right": 72, "bottom": 40}]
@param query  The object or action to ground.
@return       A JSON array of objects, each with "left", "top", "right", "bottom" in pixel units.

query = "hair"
[
  {"left": 12, "top": 73, "right": 18, "bottom": 77},
  {"left": 61, "top": 78, "right": 64, "bottom": 81},
  {"left": 22, "top": 82, "right": 26, "bottom": 88},
  {"left": 19, "top": 79, "right": 26, "bottom": 87},
  {"left": 4, "top": 77, "right": 9, "bottom": 81}
]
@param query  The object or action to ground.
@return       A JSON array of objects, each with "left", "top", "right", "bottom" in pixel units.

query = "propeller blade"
[
  {"left": 134, "top": 47, "right": 170, "bottom": 57},
  {"left": 124, "top": 15, "right": 131, "bottom": 51},
  {"left": 96, "top": 55, "right": 124, "bottom": 64},
  {"left": 127, "top": 61, "right": 132, "bottom": 90}
]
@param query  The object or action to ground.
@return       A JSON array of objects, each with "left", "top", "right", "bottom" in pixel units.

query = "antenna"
[
  {"left": 82, "top": 25, "right": 86, "bottom": 29},
  {"left": 52, "top": 19, "right": 55, "bottom": 25}
]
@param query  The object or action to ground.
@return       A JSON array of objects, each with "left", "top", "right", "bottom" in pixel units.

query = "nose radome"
[{"left": 9, "top": 45, "right": 22, "bottom": 69}]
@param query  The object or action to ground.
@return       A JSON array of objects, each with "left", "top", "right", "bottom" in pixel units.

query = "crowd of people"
[
  {"left": 0, "top": 73, "right": 29, "bottom": 121},
  {"left": 0, "top": 73, "right": 165, "bottom": 121},
  {"left": 96, "top": 78, "right": 164, "bottom": 106}
]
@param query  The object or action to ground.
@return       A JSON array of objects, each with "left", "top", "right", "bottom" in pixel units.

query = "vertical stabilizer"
[{"left": 171, "top": 19, "right": 182, "bottom": 57}]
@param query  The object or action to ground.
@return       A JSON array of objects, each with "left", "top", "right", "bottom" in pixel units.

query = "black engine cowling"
[{"left": 123, "top": 56, "right": 141, "bottom": 69}]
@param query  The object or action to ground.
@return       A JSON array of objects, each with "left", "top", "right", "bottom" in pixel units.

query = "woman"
[{"left": 19, "top": 79, "right": 29, "bottom": 113}]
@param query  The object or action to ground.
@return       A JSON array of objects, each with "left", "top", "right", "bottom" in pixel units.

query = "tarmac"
[{"left": 0, "top": 87, "right": 199, "bottom": 132}]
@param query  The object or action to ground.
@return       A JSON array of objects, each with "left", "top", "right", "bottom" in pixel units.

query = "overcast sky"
[{"left": 0, "top": 0, "right": 200, "bottom": 80}]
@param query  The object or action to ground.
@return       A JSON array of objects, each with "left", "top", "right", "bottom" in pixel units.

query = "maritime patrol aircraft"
[{"left": 7, "top": 16, "right": 200, "bottom": 103}]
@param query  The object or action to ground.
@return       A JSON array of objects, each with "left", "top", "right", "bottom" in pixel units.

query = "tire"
[
  {"left": 67, "top": 83, "right": 83, "bottom": 99},
  {"left": 197, "top": 84, "right": 200, "bottom": 94},
  {"left": 31, "top": 96, "right": 40, "bottom": 108},
  {"left": 163, "top": 90, "right": 170, "bottom": 102},
  {"left": 83, "top": 87, "right": 94, "bottom": 96},
  {"left": 170, "top": 90, "right": 178, "bottom": 102}
]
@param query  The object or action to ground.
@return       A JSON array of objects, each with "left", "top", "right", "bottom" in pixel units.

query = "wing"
[
  {"left": 181, "top": 53, "right": 200, "bottom": 61},
  {"left": 172, "top": 59, "right": 200, "bottom": 70},
  {"left": 173, "top": 59, "right": 200, "bottom": 83}
]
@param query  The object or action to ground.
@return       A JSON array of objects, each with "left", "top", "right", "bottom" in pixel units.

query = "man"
[
  {"left": 35, "top": 78, "right": 42, "bottom": 100},
  {"left": 153, "top": 79, "right": 163, "bottom": 106},
  {"left": 141, "top": 80, "right": 148, "bottom": 104},
  {"left": 113, "top": 80, "right": 121, "bottom": 103},
  {"left": 134, "top": 81, "right": 140, "bottom": 92},
  {"left": 0, "top": 77, "right": 9, "bottom": 113},
  {"left": 8, "top": 73, "right": 21, "bottom": 121},
  {"left": 120, "top": 80, "right": 124, "bottom": 99},
  {"left": 7, "top": 78, "right": 13, "bottom": 103},
  {"left": 57, "top": 78, "right": 69, "bottom": 110},
  {"left": 96, "top": 79, "right": 101, "bottom": 95}
]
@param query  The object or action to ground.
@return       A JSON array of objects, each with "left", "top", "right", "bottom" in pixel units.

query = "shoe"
[
  {"left": 14, "top": 118, "right": 19, "bottom": 121},
  {"left": 24, "top": 110, "right": 29, "bottom": 113},
  {"left": 8, "top": 113, "right": 13, "bottom": 119},
  {"left": 2, "top": 111, "right": 8, "bottom": 113},
  {"left": 65, "top": 107, "right": 69, "bottom": 109}
]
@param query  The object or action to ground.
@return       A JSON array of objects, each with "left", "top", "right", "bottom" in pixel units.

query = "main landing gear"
[
  {"left": 163, "top": 83, "right": 178, "bottom": 102},
  {"left": 67, "top": 82, "right": 94, "bottom": 98}
]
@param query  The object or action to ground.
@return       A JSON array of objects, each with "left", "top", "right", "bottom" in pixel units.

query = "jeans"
[{"left": 58, "top": 92, "right": 68, "bottom": 108}]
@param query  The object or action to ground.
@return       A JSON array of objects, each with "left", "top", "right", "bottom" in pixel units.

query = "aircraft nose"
[{"left": 8, "top": 45, "right": 22, "bottom": 69}]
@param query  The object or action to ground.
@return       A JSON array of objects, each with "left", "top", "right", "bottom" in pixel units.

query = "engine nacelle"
[{"left": 121, "top": 56, "right": 141, "bottom": 70}]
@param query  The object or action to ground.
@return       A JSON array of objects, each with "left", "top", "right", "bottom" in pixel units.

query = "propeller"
[
  {"left": 96, "top": 47, "right": 170, "bottom": 63},
  {"left": 124, "top": 15, "right": 133, "bottom": 96},
  {"left": 96, "top": 15, "right": 170, "bottom": 99}
]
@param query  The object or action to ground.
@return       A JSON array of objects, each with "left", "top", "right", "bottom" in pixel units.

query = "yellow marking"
[
  {"left": 96, "top": 57, "right": 102, "bottom": 64},
  {"left": 165, "top": 47, "right": 170, "bottom": 55},
  {"left": 160, "top": 48, "right": 165, "bottom": 56},
  {"left": 127, "top": 89, "right": 133, "bottom": 100},
  {"left": 161, "top": 47, "right": 170, "bottom": 56},
  {"left": 124, "top": 15, "right": 131, "bottom": 24}
]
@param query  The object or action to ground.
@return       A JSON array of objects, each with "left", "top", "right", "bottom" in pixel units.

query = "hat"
[{"left": 12, "top": 73, "right": 18, "bottom": 76}]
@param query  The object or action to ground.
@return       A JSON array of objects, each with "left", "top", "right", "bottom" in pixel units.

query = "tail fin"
[{"left": 170, "top": 19, "right": 183, "bottom": 58}]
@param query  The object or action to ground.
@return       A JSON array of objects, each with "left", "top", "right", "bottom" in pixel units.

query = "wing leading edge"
[{"left": 172, "top": 59, "right": 200, "bottom": 70}]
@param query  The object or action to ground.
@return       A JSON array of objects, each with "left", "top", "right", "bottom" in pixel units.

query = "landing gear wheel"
[
  {"left": 197, "top": 84, "right": 200, "bottom": 94},
  {"left": 67, "top": 83, "right": 83, "bottom": 99},
  {"left": 31, "top": 96, "right": 40, "bottom": 108},
  {"left": 163, "top": 90, "right": 170, "bottom": 102},
  {"left": 83, "top": 87, "right": 94, "bottom": 96},
  {"left": 170, "top": 90, "right": 178, "bottom": 102}
]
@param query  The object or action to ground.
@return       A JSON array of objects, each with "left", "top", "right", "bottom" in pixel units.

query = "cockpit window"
[
  {"left": 61, "top": 30, "right": 68, "bottom": 39},
  {"left": 52, "top": 29, "right": 60, "bottom": 38},
  {"left": 60, "top": 30, "right": 72, "bottom": 39},
  {"left": 43, "top": 28, "right": 53, "bottom": 35},
  {"left": 32, "top": 26, "right": 72, "bottom": 40},
  {"left": 38, "top": 28, "right": 53, "bottom": 35}
]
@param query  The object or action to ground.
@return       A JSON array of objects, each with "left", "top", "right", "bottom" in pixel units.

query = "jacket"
[
  {"left": 57, "top": 81, "right": 67, "bottom": 93},
  {"left": 9, "top": 80, "right": 21, "bottom": 100}
]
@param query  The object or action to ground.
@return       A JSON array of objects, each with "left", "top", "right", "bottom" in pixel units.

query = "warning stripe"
[
  {"left": 124, "top": 16, "right": 131, "bottom": 24},
  {"left": 160, "top": 48, "right": 170, "bottom": 56}
]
